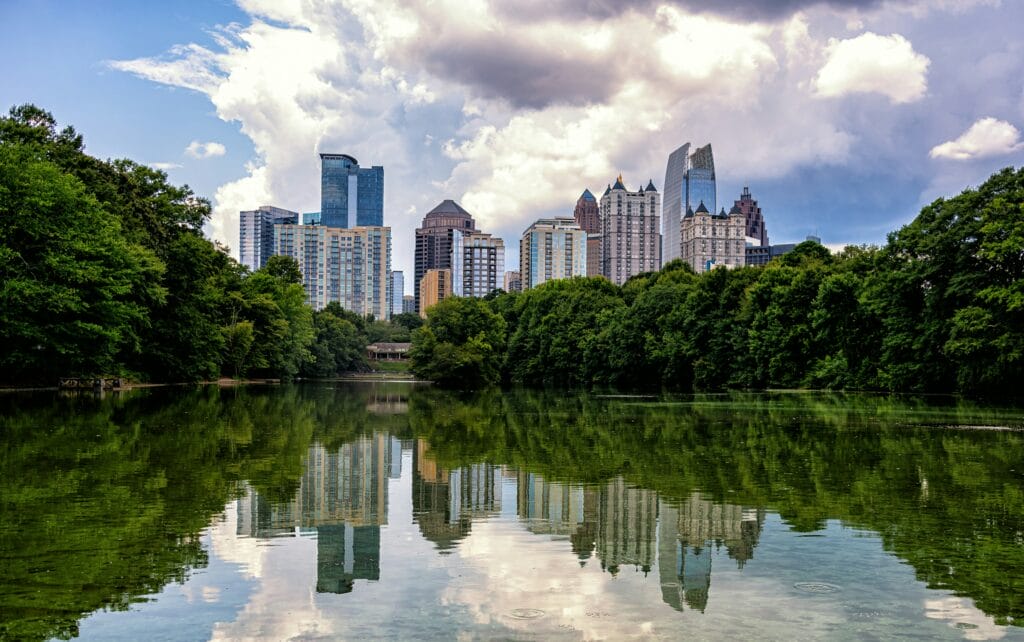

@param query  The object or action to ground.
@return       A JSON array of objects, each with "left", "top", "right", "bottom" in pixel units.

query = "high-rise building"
[
  {"left": 520, "top": 217, "right": 587, "bottom": 290},
  {"left": 679, "top": 202, "right": 745, "bottom": 273},
  {"left": 390, "top": 271, "right": 404, "bottom": 317},
  {"left": 663, "top": 143, "right": 716, "bottom": 263},
  {"left": 503, "top": 271, "right": 522, "bottom": 293},
  {"left": 574, "top": 189, "right": 603, "bottom": 278},
  {"left": 451, "top": 230, "right": 504, "bottom": 298},
  {"left": 320, "top": 153, "right": 384, "bottom": 228},
  {"left": 239, "top": 205, "right": 299, "bottom": 271},
  {"left": 274, "top": 224, "right": 391, "bottom": 317},
  {"left": 402, "top": 295, "right": 415, "bottom": 314},
  {"left": 419, "top": 268, "right": 452, "bottom": 318},
  {"left": 598, "top": 176, "right": 661, "bottom": 285},
  {"left": 414, "top": 200, "right": 477, "bottom": 312},
  {"left": 745, "top": 235, "right": 822, "bottom": 267},
  {"left": 303, "top": 212, "right": 322, "bottom": 225},
  {"left": 734, "top": 187, "right": 768, "bottom": 247}
]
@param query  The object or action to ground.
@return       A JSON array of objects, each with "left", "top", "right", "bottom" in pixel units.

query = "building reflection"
[
  {"left": 658, "top": 494, "right": 766, "bottom": 612},
  {"left": 412, "top": 440, "right": 501, "bottom": 552},
  {"left": 236, "top": 433, "right": 402, "bottom": 595},
  {"left": 516, "top": 474, "right": 658, "bottom": 575}
]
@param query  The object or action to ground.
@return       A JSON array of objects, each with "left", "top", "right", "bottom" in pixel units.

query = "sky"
[{"left": 3, "top": 0, "right": 1024, "bottom": 292}]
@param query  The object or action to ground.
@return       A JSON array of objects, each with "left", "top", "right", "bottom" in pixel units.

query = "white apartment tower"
[{"left": 599, "top": 176, "right": 661, "bottom": 286}]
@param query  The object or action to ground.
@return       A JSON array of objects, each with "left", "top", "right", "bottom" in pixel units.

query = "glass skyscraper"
[
  {"left": 320, "top": 153, "right": 384, "bottom": 228},
  {"left": 239, "top": 205, "right": 299, "bottom": 271},
  {"left": 662, "top": 143, "right": 716, "bottom": 263}
]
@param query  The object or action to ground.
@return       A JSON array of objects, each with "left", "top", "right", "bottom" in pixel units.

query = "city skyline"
[{"left": 3, "top": 1, "right": 1023, "bottom": 283}]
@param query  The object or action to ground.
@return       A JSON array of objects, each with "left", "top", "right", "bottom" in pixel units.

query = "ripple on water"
[
  {"left": 508, "top": 608, "right": 545, "bottom": 620},
  {"left": 794, "top": 582, "right": 841, "bottom": 594}
]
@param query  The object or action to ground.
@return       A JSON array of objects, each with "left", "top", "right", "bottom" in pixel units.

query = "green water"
[{"left": 1, "top": 384, "right": 1023, "bottom": 640}]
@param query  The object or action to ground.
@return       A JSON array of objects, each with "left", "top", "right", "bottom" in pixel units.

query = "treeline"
[
  {"left": 412, "top": 166, "right": 1024, "bottom": 395},
  {"left": 0, "top": 105, "right": 422, "bottom": 384}
]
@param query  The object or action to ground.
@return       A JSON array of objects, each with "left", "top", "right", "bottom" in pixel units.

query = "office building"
[
  {"left": 679, "top": 202, "right": 745, "bottom": 273},
  {"left": 320, "top": 153, "right": 384, "bottom": 228},
  {"left": 734, "top": 187, "right": 768, "bottom": 247},
  {"left": 520, "top": 217, "right": 587, "bottom": 290},
  {"left": 663, "top": 143, "right": 716, "bottom": 263},
  {"left": 239, "top": 206, "right": 299, "bottom": 271},
  {"left": 745, "top": 235, "right": 822, "bottom": 267},
  {"left": 414, "top": 200, "right": 477, "bottom": 311},
  {"left": 390, "top": 271, "right": 404, "bottom": 317},
  {"left": 573, "top": 189, "right": 603, "bottom": 277},
  {"left": 274, "top": 224, "right": 391, "bottom": 317},
  {"left": 599, "top": 176, "right": 661, "bottom": 285},
  {"left": 503, "top": 271, "right": 522, "bottom": 293},
  {"left": 402, "top": 295, "right": 416, "bottom": 314},
  {"left": 451, "top": 230, "right": 504, "bottom": 298},
  {"left": 419, "top": 268, "right": 452, "bottom": 318},
  {"left": 303, "top": 212, "right": 322, "bottom": 225}
]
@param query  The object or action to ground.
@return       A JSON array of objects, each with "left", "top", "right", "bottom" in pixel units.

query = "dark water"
[{"left": 2, "top": 384, "right": 1024, "bottom": 641}]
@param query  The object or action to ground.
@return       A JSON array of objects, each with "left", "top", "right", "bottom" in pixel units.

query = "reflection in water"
[
  {"left": 3, "top": 385, "right": 1024, "bottom": 640},
  {"left": 236, "top": 433, "right": 401, "bottom": 595},
  {"left": 412, "top": 441, "right": 501, "bottom": 552},
  {"left": 659, "top": 495, "right": 766, "bottom": 612}
]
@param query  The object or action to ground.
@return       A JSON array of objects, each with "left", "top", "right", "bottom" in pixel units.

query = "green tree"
[{"left": 410, "top": 297, "right": 506, "bottom": 387}]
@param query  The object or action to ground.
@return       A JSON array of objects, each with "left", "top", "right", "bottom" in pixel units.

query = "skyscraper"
[
  {"left": 274, "top": 223, "right": 391, "bottom": 317},
  {"left": 734, "top": 186, "right": 769, "bottom": 247},
  {"left": 419, "top": 268, "right": 452, "bottom": 318},
  {"left": 239, "top": 205, "right": 299, "bottom": 271},
  {"left": 414, "top": 200, "right": 477, "bottom": 311},
  {"left": 679, "top": 202, "right": 745, "bottom": 273},
  {"left": 663, "top": 143, "right": 716, "bottom": 263},
  {"left": 390, "top": 270, "right": 404, "bottom": 317},
  {"left": 320, "top": 153, "right": 384, "bottom": 228},
  {"left": 574, "top": 189, "right": 603, "bottom": 277},
  {"left": 598, "top": 176, "right": 661, "bottom": 285},
  {"left": 520, "top": 217, "right": 587, "bottom": 289}
]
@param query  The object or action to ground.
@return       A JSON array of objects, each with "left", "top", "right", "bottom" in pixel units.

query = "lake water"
[{"left": 2, "top": 383, "right": 1023, "bottom": 641}]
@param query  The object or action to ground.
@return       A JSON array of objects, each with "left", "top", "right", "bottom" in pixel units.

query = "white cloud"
[
  {"left": 929, "top": 117, "right": 1024, "bottom": 160},
  {"left": 185, "top": 140, "right": 227, "bottom": 158},
  {"left": 150, "top": 161, "right": 183, "bottom": 170},
  {"left": 813, "top": 32, "right": 929, "bottom": 103}
]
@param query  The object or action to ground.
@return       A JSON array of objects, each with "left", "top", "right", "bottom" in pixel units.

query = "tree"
[
  {"left": 0, "top": 143, "right": 164, "bottom": 383},
  {"left": 410, "top": 297, "right": 506, "bottom": 387}
]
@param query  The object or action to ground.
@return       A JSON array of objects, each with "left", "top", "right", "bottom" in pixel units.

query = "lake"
[{"left": 1, "top": 383, "right": 1023, "bottom": 640}]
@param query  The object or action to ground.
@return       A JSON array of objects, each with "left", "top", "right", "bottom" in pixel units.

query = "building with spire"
[
  {"left": 598, "top": 175, "right": 661, "bottom": 285},
  {"left": 413, "top": 200, "right": 477, "bottom": 311},
  {"left": 663, "top": 143, "right": 716, "bottom": 263},
  {"left": 735, "top": 186, "right": 768, "bottom": 247},
  {"left": 679, "top": 200, "right": 745, "bottom": 273},
  {"left": 574, "top": 189, "right": 603, "bottom": 277}
]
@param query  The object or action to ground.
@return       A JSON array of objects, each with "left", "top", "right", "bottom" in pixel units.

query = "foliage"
[{"left": 410, "top": 297, "right": 506, "bottom": 387}]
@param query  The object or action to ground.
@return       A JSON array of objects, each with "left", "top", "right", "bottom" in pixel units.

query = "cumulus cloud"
[
  {"left": 185, "top": 140, "right": 227, "bottom": 158},
  {"left": 929, "top": 117, "right": 1024, "bottom": 160},
  {"left": 813, "top": 32, "right": 929, "bottom": 103}
]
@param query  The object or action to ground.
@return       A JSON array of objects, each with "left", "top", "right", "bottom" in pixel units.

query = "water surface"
[{"left": 1, "top": 385, "right": 1023, "bottom": 640}]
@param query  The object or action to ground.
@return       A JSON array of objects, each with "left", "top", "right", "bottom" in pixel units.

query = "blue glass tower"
[
  {"left": 320, "top": 153, "right": 384, "bottom": 228},
  {"left": 662, "top": 143, "right": 716, "bottom": 262}
]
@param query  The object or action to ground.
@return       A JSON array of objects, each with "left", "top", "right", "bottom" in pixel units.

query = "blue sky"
[{"left": 2, "top": 0, "right": 1023, "bottom": 285}]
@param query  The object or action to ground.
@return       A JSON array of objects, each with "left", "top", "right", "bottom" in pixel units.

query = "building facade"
[
  {"left": 419, "top": 268, "right": 452, "bottom": 318},
  {"left": 519, "top": 218, "right": 587, "bottom": 290},
  {"left": 390, "top": 270, "right": 404, "bottom": 317},
  {"left": 451, "top": 230, "right": 504, "bottom": 298},
  {"left": 402, "top": 295, "right": 416, "bottom": 314},
  {"left": 679, "top": 202, "right": 745, "bottom": 273},
  {"left": 599, "top": 176, "right": 661, "bottom": 286},
  {"left": 320, "top": 153, "right": 384, "bottom": 228},
  {"left": 734, "top": 187, "right": 768, "bottom": 247},
  {"left": 573, "top": 189, "right": 603, "bottom": 277},
  {"left": 414, "top": 200, "right": 477, "bottom": 312},
  {"left": 503, "top": 270, "right": 522, "bottom": 293},
  {"left": 273, "top": 224, "right": 391, "bottom": 318},
  {"left": 239, "top": 205, "right": 299, "bottom": 271},
  {"left": 663, "top": 143, "right": 716, "bottom": 263},
  {"left": 745, "top": 236, "right": 821, "bottom": 267}
]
